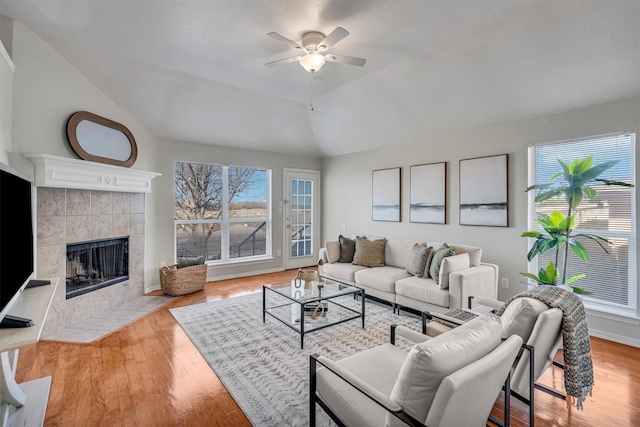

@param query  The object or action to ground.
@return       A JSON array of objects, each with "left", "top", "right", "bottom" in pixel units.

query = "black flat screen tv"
[{"left": 0, "top": 161, "right": 34, "bottom": 322}]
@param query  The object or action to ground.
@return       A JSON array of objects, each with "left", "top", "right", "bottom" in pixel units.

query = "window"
[
  {"left": 290, "top": 178, "right": 313, "bottom": 258},
  {"left": 527, "top": 133, "right": 636, "bottom": 314},
  {"left": 174, "top": 162, "right": 271, "bottom": 263}
]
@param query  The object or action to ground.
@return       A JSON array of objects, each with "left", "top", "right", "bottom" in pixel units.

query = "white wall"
[
  {"left": 0, "top": 35, "right": 13, "bottom": 163},
  {"left": 321, "top": 96, "right": 640, "bottom": 346}
]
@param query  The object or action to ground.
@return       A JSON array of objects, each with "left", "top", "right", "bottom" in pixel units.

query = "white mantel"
[{"left": 25, "top": 154, "right": 161, "bottom": 193}]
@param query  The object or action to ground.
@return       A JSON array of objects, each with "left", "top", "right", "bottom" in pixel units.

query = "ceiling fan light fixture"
[{"left": 299, "top": 52, "right": 325, "bottom": 73}]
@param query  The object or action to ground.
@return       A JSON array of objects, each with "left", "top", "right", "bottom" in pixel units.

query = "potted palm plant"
[{"left": 521, "top": 155, "right": 633, "bottom": 294}]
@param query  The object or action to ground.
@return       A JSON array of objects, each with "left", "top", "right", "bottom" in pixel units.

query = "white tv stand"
[{"left": 0, "top": 278, "right": 58, "bottom": 427}]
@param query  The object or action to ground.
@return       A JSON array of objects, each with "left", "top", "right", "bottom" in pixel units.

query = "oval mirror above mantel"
[{"left": 66, "top": 111, "right": 138, "bottom": 167}]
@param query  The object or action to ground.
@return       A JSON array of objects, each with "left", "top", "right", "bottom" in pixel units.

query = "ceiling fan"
[{"left": 265, "top": 27, "right": 366, "bottom": 73}]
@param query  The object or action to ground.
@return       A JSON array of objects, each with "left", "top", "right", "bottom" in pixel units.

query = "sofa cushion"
[
  {"left": 324, "top": 262, "right": 369, "bottom": 284},
  {"left": 500, "top": 297, "right": 549, "bottom": 342},
  {"left": 339, "top": 235, "right": 356, "bottom": 263},
  {"left": 429, "top": 242, "right": 482, "bottom": 267},
  {"left": 388, "top": 314, "right": 503, "bottom": 424},
  {"left": 395, "top": 276, "right": 450, "bottom": 308},
  {"left": 385, "top": 239, "right": 417, "bottom": 269},
  {"left": 325, "top": 241, "right": 341, "bottom": 263},
  {"left": 406, "top": 244, "right": 430, "bottom": 277},
  {"left": 355, "top": 267, "right": 411, "bottom": 293},
  {"left": 352, "top": 237, "right": 387, "bottom": 267},
  {"left": 438, "top": 253, "right": 470, "bottom": 290},
  {"left": 429, "top": 243, "right": 456, "bottom": 283}
]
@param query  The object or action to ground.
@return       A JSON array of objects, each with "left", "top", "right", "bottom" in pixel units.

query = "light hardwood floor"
[{"left": 15, "top": 270, "right": 639, "bottom": 426}]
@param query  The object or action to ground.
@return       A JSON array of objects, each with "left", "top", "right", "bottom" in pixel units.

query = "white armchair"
[
  {"left": 423, "top": 295, "right": 564, "bottom": 426},
  {"left": 309, "top": 314, "right": 523, "bottom": 427}
]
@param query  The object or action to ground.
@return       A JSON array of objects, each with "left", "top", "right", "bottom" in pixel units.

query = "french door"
[{"left": 283, "top": 169, "right": 320, "bottom": 270}]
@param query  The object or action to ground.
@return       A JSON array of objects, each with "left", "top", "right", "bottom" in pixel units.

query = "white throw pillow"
[
  {"left": 500, "top": 297, "right": 549, "bottom": 342},
  {"left": 325, "top": 241, "right": 341, "bottom": 263},
  {"left": 387, "top": 314, "right": 502, "bottom": 426},
  {"left": 438, "top": 253, "right": 470, "bottom": 289}
]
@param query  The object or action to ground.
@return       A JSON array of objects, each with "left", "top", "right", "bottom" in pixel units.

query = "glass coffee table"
[{"left": 262, "top": 276, "right": 365, "bottom": 349}]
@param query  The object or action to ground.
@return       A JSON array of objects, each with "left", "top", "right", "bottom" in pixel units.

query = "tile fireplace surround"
[
  {"left": 37, "top": 187, "right": 152, "bottom": 338},
  {"left": 27, "top": 154, "right": 171, "bottom": 342}
]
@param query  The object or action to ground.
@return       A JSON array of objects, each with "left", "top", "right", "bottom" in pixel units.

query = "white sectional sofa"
[{"left": 318, "top": 237, "right": 498, "bottom": 314}]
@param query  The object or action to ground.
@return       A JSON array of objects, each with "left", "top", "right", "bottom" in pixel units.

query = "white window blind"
[{"left": 527, "top": 133, "right": 637, "bottom": 313}]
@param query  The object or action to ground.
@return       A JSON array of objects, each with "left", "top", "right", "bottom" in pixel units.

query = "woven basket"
[{"left": 159, "top": 263, "right": 207, "bottom": 296}]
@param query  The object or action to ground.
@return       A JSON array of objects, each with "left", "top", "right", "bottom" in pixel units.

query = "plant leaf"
[
  {"left": 525, "top": 183, "right": 553, "bottom": 192},
  {"left": 565, "top": 187, "right": 583, "bottom": 209},
  {"left": 534, "top": 190, "right": 562, "bottom": 203},
  {"left": 569, "top": 239, "right": 590, "bottom": 263},
  {"left": 521, "top": 230, "right": 543, "bottom": 238},
  {"left": 571, "top": 286, "right": 594, "bottom": 295},
  {"left": 582, "top": 187, "right": 596, "bottom": 199},
  {"left": 564, "top": 274, "right": 586, "bottom": 285},
  {"left": 558, "top": 158, "right": 571, "bottom": 175},
  {"left": 520, "top": 272, "right": 541, "bottom": 281},
  {"left": 544, "top": 262, "right": 558, "bottom": 284},
  {"left": 549, "top": 172, "right": 563, "bottom": 182},
  {"left": 594, "top": 179, "right": 634, "bottom": 187},
  {"left": 573, "top": 234, "right": 611, "bottom": 253},
  {"left": 576, "top": 160, "right": 620, "bottom": 185}
]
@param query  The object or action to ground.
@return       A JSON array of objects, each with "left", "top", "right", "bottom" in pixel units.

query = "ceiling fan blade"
[
  {"left": 267, "top": 32, "right": 304, "bottom": 50},
  {"left": 325, "top": 53, "right": 366, "bottom": 67},
  {"left": 318, "top": 27, "right": 349, "bottom": 51},
  {"left": 265, "top": 56, "right": 302, "bottom": 66}
]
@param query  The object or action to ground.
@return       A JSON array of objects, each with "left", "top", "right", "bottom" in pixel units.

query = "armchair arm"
[
  {"left": 469, "top": 296, "right": 504, "bottom": 310},
  {"left": 312, "top": 354, "right": 402, "bottom": 412},
  {"left": 391, "top": 324, "right": 431, "bottom": 345},
  {"left": 311, "top": 354, "right": 428, "bottom": 427}
]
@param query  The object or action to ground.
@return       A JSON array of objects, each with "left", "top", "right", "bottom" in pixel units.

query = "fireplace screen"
[{"left": 66, "top": 237, "right": 129, "bottom": 299}]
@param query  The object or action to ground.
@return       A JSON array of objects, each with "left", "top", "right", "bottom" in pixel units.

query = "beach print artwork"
[
  {"left": 459, "top": 154, "right": 508, "bottom": 226},
  {"left": 410, "top": 162, "right": 446, "bottom": 224},
  {"left": 372, "top": 168, "right": 401, "bottom": 221}
]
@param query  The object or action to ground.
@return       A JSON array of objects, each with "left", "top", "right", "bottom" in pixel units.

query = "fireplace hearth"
[{"left": 66, "top": 237, "right": 129, "bottom": 299}]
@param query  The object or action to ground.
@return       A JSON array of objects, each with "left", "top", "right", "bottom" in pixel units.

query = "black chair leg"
[{"left": 310, "top": 354, "right": 318, "bottom": 427}]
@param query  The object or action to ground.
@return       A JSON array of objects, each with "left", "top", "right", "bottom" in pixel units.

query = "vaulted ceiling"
[{"left": 1, "top": 0, "right": 639, "bottom": 157}]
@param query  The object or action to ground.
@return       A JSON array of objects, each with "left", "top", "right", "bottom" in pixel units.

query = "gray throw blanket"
[{"left": 495, "top": 285, "right": 595, "bottom": 409}]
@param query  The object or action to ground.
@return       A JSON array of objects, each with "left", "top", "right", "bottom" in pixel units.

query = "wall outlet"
[
  {"left": 501, "top": 277, "right": 509, "bottom": 289},
  {"left": 277, "top": 249, "right": 282, "bottom": 257}
]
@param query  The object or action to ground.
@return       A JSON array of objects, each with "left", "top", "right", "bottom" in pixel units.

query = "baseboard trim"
[
  {"left": 208, "top": 267, "right": 284, "bottom": 282},
  {"left": 589, "top": 328, "right": 640, "bottom": 348},
  {"left": 145, "top": 284, "right": 161, "bottom": 293}
]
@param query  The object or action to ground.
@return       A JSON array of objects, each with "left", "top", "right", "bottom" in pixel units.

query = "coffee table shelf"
[{"left": 262, "top": 277, "right": 365, "bottom": 349}]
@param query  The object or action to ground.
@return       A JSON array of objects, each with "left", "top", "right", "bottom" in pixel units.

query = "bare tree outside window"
[{"left": 175, "top": 162, "right": 269, "bottom": 261}]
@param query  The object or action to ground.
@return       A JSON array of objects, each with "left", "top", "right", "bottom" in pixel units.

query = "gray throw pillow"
[
  {"left": 177, "top": 255, "right": 205, "bottom": 269},
  {"left": 406, "top": 244, "right": 431, "bottom": 278},
  {"left": 429, "top": 243, "right": 456, "bottom": 284},
  {"left": 339, "top": 235, "right": 356, "bottom": 263}
]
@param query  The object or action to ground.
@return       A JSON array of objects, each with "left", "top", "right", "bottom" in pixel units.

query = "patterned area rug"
[{"left": 169, "top": 291, "right": 422, "bottom": 426}]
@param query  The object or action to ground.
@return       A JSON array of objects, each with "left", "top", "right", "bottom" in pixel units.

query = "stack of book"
[{"left": 304, "top": 301, "right": 328, "bottom": 317}]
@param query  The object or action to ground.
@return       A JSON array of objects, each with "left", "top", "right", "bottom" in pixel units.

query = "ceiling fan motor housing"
[{"left": 302, "top": 31, "right": 326, "bottom": 52}]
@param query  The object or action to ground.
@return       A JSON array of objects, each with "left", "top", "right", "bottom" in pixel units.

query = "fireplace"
[{"left": 66, "top": 237, "right": 129, "bottom": 299}]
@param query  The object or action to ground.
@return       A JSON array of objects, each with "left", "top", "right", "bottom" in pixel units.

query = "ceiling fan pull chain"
[{"left": 309, "top": 76, "right": 315, "bottom": 112}]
